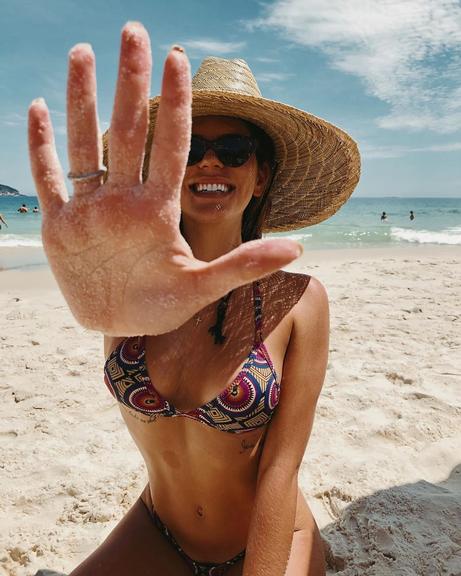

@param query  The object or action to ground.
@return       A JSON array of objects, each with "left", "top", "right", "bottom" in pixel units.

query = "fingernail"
[
  {"left": 124, "top": 21, "right": 145, "bottom": 34},
  {"left": 31, "top": 97, "right": 45, "bottom": 107},
  {"left": 71, "top": 42, "right": 92, "bottom": 51},
  {"left": 125, "top": 20, "right": 143, "bottom": 28},
  {"left": 171, "top": 44, "right": 185, "bottom": 53},
  {"left": 69, "top": 43, "right": 94, "bottom": 60},
  {"left": 296, "top": 244, "right": 303, "bottom": 257}
]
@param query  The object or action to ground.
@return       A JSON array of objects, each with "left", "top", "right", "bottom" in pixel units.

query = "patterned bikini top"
[{"left": 104, "top": 282, "right": 280, "bottom": 434}]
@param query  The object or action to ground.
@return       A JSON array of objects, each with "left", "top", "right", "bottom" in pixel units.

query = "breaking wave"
[{"left": 390, "top": 227, "right": 461, "bottom": 245}]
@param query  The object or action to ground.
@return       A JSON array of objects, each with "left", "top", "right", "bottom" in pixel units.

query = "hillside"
[{"left": 0, "top": 184, "right": 22, "bottom": 196}]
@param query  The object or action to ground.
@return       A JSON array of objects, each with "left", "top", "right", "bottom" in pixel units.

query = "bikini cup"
[{"left": 104, "top": 282, "right": 280, "bottom": 433}]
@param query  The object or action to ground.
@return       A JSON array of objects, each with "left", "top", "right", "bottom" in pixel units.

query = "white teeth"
[{"left": 195, "top": 183, "right": 229, "bottom": 193}]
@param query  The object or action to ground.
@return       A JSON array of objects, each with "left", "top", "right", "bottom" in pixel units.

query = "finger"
[
  {"left": 108, "top": 21, "right": 152, "bottom": 187},
  {"left": 67, "top": 43, "right": 102, "bottom": 195},
  {"left": 200, "top": 239, "right": 303, "bottom": 298},
  {"left": 28, "top": 98, "right": 67, "bottom": 212},
  {"left": 146, "top": 45, "right": 191, "bottom": 205}
]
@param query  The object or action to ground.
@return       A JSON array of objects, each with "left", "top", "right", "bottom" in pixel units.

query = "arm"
[{"left": 243, "top": 276, "right": 329, "bottom": 576}]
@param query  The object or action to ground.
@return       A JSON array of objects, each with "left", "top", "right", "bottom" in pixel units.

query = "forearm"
[{"left": 243, "top": 466, "right": 298, "bottom": 576}]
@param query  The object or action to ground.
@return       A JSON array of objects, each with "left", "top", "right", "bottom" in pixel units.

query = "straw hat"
[{"left": 106, "top": 57, "right": 361, "bottom": 232}]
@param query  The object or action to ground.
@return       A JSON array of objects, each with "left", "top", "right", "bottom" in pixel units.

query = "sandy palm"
[{"left": 28, "top": 22, "right": 301, "bottom": 336}]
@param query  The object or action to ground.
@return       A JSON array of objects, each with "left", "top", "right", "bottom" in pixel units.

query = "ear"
[{"left": 253, "top": 161, "right": 271, "bottom": 198}]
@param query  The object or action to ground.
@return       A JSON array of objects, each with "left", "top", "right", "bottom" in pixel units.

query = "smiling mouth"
[{"left": 189, "top": 183, "right": 235, "bottom": 196}]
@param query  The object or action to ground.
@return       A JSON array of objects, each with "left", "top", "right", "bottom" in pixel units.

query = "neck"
[{"left": 181, "top": 216, "right": 243, "bottom": 261}]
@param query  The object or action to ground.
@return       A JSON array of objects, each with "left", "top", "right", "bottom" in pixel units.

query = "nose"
[{"left": 197, "top": 147, "right": 224, "bottom": 168}]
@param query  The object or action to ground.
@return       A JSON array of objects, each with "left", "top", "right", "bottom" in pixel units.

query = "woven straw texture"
[{"left": 104, "top": 57, "right": 361, "bottom": 232}]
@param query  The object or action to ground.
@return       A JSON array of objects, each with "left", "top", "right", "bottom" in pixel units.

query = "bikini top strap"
[{"left": 252, "top": 281, "right": 263, "bottom": 343}]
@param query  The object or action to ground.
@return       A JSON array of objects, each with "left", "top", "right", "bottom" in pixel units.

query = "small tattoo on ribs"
[{"left": 240, "top": 439, "right": 256, "bottom": 453}]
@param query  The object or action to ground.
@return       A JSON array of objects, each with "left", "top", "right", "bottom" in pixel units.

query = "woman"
[{"left": 29, "top": 22, "right": 359, "bottom": 576}]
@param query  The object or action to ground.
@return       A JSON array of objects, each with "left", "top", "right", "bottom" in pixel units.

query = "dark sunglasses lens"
[
  {"left": 187, "top": 135, "right": 255, "bottom": 167},
  {"left": 215, "top": 136, "right": 254, "bottom": 167},
  {"left": 187, "top": 136, "right": 206, "bottom": 166}
]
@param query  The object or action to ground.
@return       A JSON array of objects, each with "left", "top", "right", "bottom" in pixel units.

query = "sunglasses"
[{"left": 187, "top": 134, "right": 257, "bottom": 167}]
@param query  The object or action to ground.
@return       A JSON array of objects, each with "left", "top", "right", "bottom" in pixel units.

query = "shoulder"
[
  {"left": 256, "top": 270, "right": 312, "bottom": 337},
  {"left": 263, "top": 270, "right": 328, "bottom": 314},
  {"left": 260, "top": 269, "right": 312, "bottom": 303},
  {"left": 291, "top": 274, "right": 329, "bottom": 342},
  {"left": 294, "top": 274, "right": 328, "bottom": 312},
  {"left": 258, "top": 270, "right": 328, "bottom": 343}
]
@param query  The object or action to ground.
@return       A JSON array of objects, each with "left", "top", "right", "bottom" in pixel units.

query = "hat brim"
[{"left": 145, "top": 91, "right": 360, "bottom": 232}]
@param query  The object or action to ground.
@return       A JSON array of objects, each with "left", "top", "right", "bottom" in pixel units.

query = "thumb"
[{"left": 200, "top": 238, "right": 303, "bottom": 298}]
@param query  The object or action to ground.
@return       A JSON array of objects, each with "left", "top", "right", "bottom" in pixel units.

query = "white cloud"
[
  {"left": 254, "top": 0, "right": 461, "bottom": 133},
  {"left": 254, "top": 56, "right": 280, "bottom": 63},
  {"left": 1, "top": 112, "right": 27, "bottom": 127},
  {"left": 2, "top": 108, "right": 62, "bottom": 128},
  {"left": 1, "top": 106, "right": 103, "bottom": 138},
  {"left": 256, "top": 71, "right": 294, "bottom": 83},
  {"left": 178, "top": 39, "right": 246, "bottom": 55},
  {"left": 361, "top": 141, "right": 461, "bottom": 158},
  {"left": 49, "top": 108, "right": 66, "bottom": 118},
  {"left": 1, "top": 109, "right": 62, "bottom": 130}
]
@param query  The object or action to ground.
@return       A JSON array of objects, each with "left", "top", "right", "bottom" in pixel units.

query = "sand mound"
[{"left": 323, "top": 468, "right": 461, "bottom": 576}]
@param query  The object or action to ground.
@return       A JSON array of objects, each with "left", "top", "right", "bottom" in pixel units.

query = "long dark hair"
[
  {"left": 207, "top": 121, "right": 275, "bottom": 344},
  {"left": 241, "top": 121, "right": 276, "bottom": 242}
]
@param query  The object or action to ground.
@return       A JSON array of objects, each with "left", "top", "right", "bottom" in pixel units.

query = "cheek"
[{"left": 242, "top": 164, "right": 259, "bottom": 197}]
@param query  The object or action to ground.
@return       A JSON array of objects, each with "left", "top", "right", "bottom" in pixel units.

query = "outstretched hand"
[{"left": 28, "top": 22, "right": 302, "bottom": 336}]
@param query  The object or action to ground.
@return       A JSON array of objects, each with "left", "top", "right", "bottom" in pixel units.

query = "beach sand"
[{"left": 1, "top": 246, "right": 460, "bottom": 575}]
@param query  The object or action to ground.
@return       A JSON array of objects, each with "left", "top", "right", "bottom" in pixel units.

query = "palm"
[
  {"left": 42, "top": 185, "right": 190, "bottom": 334},
  {"left": 29, "top": 23, "right": 300, "bottom": 336}
]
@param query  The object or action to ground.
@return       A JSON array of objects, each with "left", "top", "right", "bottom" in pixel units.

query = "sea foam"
[
  {"left": 391, "top": 227, "right": 461, "bottom": 245},
  {"left": 0, "top": 235, "right": 43, "bottom": 248}
]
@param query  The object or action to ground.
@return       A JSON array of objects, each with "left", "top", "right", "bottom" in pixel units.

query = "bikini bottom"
[{"left": 142, "top": 493, "right": 245, "bottom": 575}]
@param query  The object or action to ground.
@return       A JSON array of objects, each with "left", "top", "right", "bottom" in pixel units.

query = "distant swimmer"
[
  {"left": 0, "top": 213, "right": 8, "bottom": 230},
  {"left": 17, "top": 203, "right": 28, "bottom": 213},
  {"left": 380, "top": 211, "right": 387, "bottom": 221},
  {"left": 33, "top": 206, "right": 40, "bottom": 213},
  {"left": 410, "top": 210, "right": 415, "bottom": 221}
]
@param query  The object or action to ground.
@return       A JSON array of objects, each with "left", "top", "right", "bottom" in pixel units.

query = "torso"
[{"left": 104, "top": 270, "right": 311, "bottom": 561}]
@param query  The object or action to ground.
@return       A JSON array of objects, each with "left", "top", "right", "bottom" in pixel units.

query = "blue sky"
[{"left": 1, "top": 0, "right": 460, "bottom": 197}]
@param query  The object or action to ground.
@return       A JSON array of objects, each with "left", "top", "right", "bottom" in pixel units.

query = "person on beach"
[
  {"left": 0, "top": 213, "right": 7, "bottom": 230},
  {"left": 18, "top": 203, "right": 28, "bottom": 213},
  {"left": 28, "top": 23, "right": 359, "bottom": 576},
  {"left": 33, "top": 206, "right": 40, "bottom": 213},
  {"left": 410, "top": 210, "right": 415, "bottom": 221},
  {"left": 381, "top": 211, "right": 387, "bottom": 221}
]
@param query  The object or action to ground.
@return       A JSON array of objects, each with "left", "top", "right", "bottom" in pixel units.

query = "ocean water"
[
  {"left": 271, "top": 196, "right": 461, "bottom": 249},
  {"left": 0, "top": 196, "right": 42, "bottom": 247},
  {"left": 0, "top": 196, "right": 460, "bottom": 269}
]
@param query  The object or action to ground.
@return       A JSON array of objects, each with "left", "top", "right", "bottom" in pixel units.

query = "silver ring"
[{"left": 67, "top": 167, "right": 107, "bottom": 182}]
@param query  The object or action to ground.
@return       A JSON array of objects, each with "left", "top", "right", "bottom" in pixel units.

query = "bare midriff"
[{"left": 122, "top": 409, "right": 266, "bottom": 561}]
